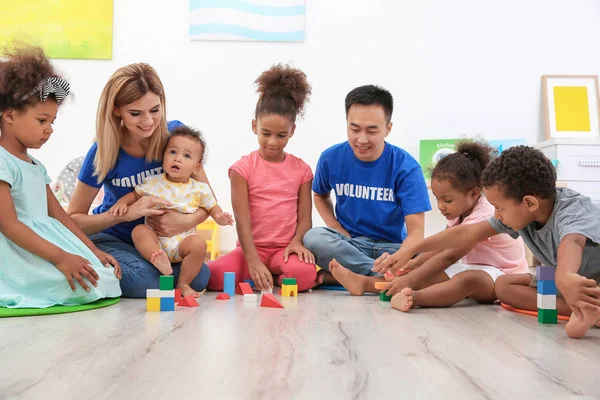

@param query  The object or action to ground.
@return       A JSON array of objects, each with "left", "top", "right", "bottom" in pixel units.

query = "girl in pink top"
[
  {"left": 387, "top": 140, "right": 528, "bottom": 312},
  {"left": 207, "top": 65, "right": 316, "bottom": 292}
]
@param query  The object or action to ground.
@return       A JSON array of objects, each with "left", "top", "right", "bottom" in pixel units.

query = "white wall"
[{"left": 32, "top": 0, "right": 600, "bottom": 251}]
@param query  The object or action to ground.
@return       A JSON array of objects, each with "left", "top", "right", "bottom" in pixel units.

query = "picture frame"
[{"left": 542, "top": 75, "right": 600, "bottom": 140}]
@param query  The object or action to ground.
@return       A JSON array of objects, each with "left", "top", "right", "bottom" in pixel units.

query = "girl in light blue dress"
[{"left": 0, "top": 44, "right": 121, "bottom": 308}]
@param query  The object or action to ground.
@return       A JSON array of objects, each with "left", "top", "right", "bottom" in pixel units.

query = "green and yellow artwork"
[{"left": 0, "top": 0, "right": 113, "bottom": 60}]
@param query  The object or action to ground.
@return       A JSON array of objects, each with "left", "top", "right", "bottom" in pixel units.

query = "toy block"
[
  {"left": 379, "top": 291, "right": 392, "bottom": 302},
  {"left": 157, "top": 290, "right": 175, "bottom": 298},
  {"left": 537, "top": 293, "right": 557, "bottom": 309},
  {"left": 216, "top": 293, "right": 231, "bottom": 300},
  {"left": 146, "top": 289, "right": 161, "bottom": 298},
  {"left": 281, "top": 284, "right": 298, "bottom": 297},
  {"left": 224, "top": 272, "right": 235, "bottom": 297},
  {"left": 261, "top": 287, "right": 273, "bottom": 294},
  {"left": 160, "top": 297, "right": 175, "bottom": 311},
  {"left": 238, "top": 282, "right": 254, "bottom": 295},
  {"left": 244, "top": 279, "right": 255, "bottom": 288},
  {"left": 159, "top": 276, "right": 174, "bottom": 290},
  {"left": 282, "top": 278, "right": 297, "bottom": 285},
  {"left": 537, "top": 280, "right": 557, "bottom": 295},
  {"left": 179, "top": 295, "right": 199, "bottom": 307},
  {"left": 374, "top": 282, "right": 388, "bottom": 290},
  {"left": 146, "top": 297, "right": 161, "bottom": 311},
  {"left": 260, "top": 293, "right": 284, "bottom": 309},
  {"left": 174, "top": 289, "right": 182, "bottom": 303},
  {"left": 536, "top": 266, "right": 555, "bottom": 281},
  {"left": 244, "top": 293, "right": 258, "bottom": 302},
  {"left": 538, "top": 308, "right": 558, "bottom": 324}
]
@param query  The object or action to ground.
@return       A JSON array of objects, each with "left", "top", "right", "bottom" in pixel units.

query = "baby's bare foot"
[
  {"left": 177, "top": 283, "right": 201, "bottom": 298},
  {"left": 150, "top": 250, "right": 173, "bottom": 275}
]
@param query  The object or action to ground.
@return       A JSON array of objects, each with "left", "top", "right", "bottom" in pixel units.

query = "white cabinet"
[{"left": 535, "top": 139, "right": 600, "bottom": 205}]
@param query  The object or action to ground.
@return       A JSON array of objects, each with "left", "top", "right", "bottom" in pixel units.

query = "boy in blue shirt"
[{"left": 303, "top": 85, "right": 431, "bottom": 294}]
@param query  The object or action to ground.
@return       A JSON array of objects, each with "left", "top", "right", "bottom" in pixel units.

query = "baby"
[{"left": 109, "top": 126, "right": 233, "bottom": 296}]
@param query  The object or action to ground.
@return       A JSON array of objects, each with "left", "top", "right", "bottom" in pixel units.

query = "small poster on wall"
[
  {"left": 419, "top": 138, "right": 526, "bottom": 179},
  {"left": 542, "top": 75, "right": 600, "bottom": 140},
  {"left": 0, "top": 0, "right": 113, "bottom": 60},
  {"left": 189, "top": 0, "right": 305, "bottom": 42}
]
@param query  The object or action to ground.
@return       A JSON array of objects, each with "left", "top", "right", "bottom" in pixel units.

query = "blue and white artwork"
[{"left": 190, "top": 0, "right": 305, "bottom": 42}]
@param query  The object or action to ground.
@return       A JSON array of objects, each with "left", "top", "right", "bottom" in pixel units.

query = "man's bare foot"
[
  {"left": 150, "top": 250, "right": 173, "bottom": 275},
  {"left": 391, "top": 288, "right": 415, "bottom": 312},
  {"left": 329, "top": 259, "right": 374, "bottom": 296},
  {"left": 177, "top": 283, "right": 201, "bottom": 298},
  {"left": 565, "top": 305, "right": 600, "bottom": 339}
]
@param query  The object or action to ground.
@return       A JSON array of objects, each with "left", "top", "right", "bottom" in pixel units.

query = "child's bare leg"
[
  {"left": 329, "top": 259, "right": 381, "bottom": 295},
  {"left": 177, "top": 235, "right": 207, "bottom": 298},
  {"left": 495, "top": 274, "right": 571, "bottom": 315},
  {"left": 391, "top": 271, "right": 495, "bottom": 312},
  {"left": 131, "top": 225, "right": 172, "bottom": 275}
]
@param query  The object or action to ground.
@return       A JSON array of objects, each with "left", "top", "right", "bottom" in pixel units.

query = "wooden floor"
[{"left": 2, "top": 290, "right": 599, "bottom": 400}]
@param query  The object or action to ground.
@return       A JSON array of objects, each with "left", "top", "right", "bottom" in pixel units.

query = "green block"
[
  {"left": 282, "top": 278, "right": 297, "bottom": 285},
  {"left": 159, "top": 276, "right": 174, "bottom": 290},
  {"left": 379, "top": 291, "right": 392, "bottom": 302},
  {"left": 538, "top": 308, "right": 558, "bottom": 324}
]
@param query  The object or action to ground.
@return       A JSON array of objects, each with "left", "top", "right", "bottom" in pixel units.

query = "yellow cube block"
[
  {"left": 282, "top": 284, "right": 298, "bottom": 297},
  {"left": 146, "top": 297, "right": 161, "bottom": 312}
]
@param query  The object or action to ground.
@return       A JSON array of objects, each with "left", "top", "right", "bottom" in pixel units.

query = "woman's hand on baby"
[
  {"left": 146, "top": 209, "right": 191, "bottom": 237},
  {"left": 54, "top": 252, "right": 100, "bottom": 292},
  {"left": 284, "top": 241, "right": 316, "bottom": 264},
  {"left": 213, "top": 212, "right": 234, "bottom": 226},
  {"left": 125, "top": 196, "right": 171, "bottom": 222},
  {"left": 248, "top": 260, "right": 273, "bottom": 291},
  {"left": 108, "top": 202, "right": 128, "bottom": 217},
  {"left": 93, "top": 249, "right": 122, "bottom": 279}
]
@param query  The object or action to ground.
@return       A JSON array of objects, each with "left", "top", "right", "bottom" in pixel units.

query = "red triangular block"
[
  {"left": 260, "top": 293, "right": 284, "bottom": 309},
  {"left": 178, "top": 295, "right": 199, "bottom": 307},
  {"left": 238, "top": 282, "right": 253, "bottom": 295},
  {"left": 216, "top": 293, "right": 231, "bottom": 300}
]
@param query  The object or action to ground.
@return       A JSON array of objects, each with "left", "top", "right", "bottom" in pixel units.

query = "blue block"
[
  {"left": 536, "top": 266, "right": 555, "bottom": 281},
  {"left": 224, "top": 272, "right": 236, "bottom": 297},
  {"left": 244, "top": 279, "right": 255, "bottom": 288},
  {"left": 538, "top": 280, "right": 557, "bottom": 295},
  {"left": 160, "top": 297, "right": 175, "bottom": 311}
]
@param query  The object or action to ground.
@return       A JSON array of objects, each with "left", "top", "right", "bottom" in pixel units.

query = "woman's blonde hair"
[{"left": 93, "top": 63, "right": 168, "bottom": 183}]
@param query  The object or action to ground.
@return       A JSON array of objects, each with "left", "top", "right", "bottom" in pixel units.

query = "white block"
[
  {"left": 537, "top": 293, "right": 556, "bottom": 309},
  {"left": 261, "top": 287, "right": 273, "bottom": 294},
  {"left": 146, "top": 289, "right": 161, "bottom": 298},
  {"left": 147, "top": 289, "right": 175, "bottom": 298},
  {"left": 244, "top": 293, "right": 258, "bottom": 302}
]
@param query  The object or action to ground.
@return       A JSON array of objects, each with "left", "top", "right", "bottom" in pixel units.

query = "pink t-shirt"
[
  {"left": 447, "top": 196, "right": 528, "bottom": 274},
  {"left": 230, "top": 151, "right": 313, "bottom": 247}
]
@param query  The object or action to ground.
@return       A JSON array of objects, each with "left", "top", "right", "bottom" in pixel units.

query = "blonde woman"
[{"left": 68, "top": 64, "right": 211, "bottom": 297}]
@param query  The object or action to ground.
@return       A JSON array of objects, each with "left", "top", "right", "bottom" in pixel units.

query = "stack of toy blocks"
[
  {"left": 146, "top": 276, "right": 175, "bottom": 311},
  {"left": 239, "top": 282, "right": 257, "bottom": 302},
  {"left": 537, "top": 266, "right": 558, "bottom": 324},
  {"left": 374, "top": 282, "right": 392, "bottom": 301},
  {"left": 281, "top": 278, "right": 298, "bottom": 297}
]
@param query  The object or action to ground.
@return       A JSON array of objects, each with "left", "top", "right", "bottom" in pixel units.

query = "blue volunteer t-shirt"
[
  {"left": 77, "top": 120, "right": 183, "bottom": 245},
  {"left": 313, "top": 142, "right": 431, "bottom": 243}
]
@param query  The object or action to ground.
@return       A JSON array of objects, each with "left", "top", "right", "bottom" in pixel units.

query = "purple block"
[{"left": 536, "top": 266, "right": 555, "bottom": 281}]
